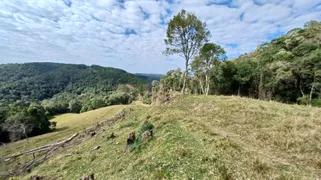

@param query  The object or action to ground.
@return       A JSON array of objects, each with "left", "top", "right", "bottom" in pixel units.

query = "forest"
[
  {"left": 159, "top": 12, "right": 321, "bottom": 107},
  {"left": 0, "top": 63, "right": 152, "bottom": 142}
]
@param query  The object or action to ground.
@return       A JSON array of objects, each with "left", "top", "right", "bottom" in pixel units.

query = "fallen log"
[{"left": 0, "top": 133, "right": 79, "bottom": 162}]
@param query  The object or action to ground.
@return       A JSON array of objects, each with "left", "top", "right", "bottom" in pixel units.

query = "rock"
[
  {"left": 108, "top": 132, "right": 115, "bottom": 139},
  {"left": 30, "top": 175, "right": 42, "bottom": 180},
  {"left": 80, "top": 173, "right": 94, "bottom": 180},
  {"left": 142, "top": 129, "right": 153, "bottom": 139},
  {"left": 91, "top": 132, "right": 96, "bottom": 137},
  {"left": 126, "top": 132, "right": 136, "bottom": 145},
  {"left": 92, "top": 146, "right": 101, "bottom": 151}
]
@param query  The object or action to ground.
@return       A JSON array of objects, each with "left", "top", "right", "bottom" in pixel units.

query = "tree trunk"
[
  {"left": 199, "top": 79, "right": 205, "bottom": 94},
  {"left": 299, "top": 83, "right": 305, "bottom": 98},
  {"left": 205, "top": 74, "right": 209, "bottom": 95},
  {"left": 259, "top": 71, "right": 266, "bottom": 100},
  {"left": 238, "top": 85, "right": 241, "bottom": 96},
  {"left": 309, "top": 84, "right": 314, "bottom": 106},
  {"left": 181, "top": 59, "right": 189, "bottom": 95}
]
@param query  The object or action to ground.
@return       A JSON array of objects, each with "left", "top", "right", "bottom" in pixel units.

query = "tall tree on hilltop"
[
  {"left": 191, "top": 43, "right": 226, "bottom": 95},
  {"left": 164, "top": 9, "right": 210, "bottom": 95}
]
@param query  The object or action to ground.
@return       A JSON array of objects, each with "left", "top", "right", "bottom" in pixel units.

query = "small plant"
[
  {"left": 139, "top": 121, "right": 154, "bottom": 134},
  {"left": 128, "top": 121, "right": 155, "bottom": 152},
  {"left": 129, "top": 135, "right": 143, "bottom": 152}
]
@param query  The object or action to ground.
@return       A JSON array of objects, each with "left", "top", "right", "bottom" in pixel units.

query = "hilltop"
[{"left": 1, "top": 95, "right": 321, "bottom": 179}]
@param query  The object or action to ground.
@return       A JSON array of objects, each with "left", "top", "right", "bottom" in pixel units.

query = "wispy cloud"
[{"left": 0, "top": 0, "right": 320, "bottom": 73}]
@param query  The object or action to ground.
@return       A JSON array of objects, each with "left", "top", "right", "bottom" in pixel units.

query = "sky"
[{"left": 0, "top": 0, "right": 321, "bottom": 73}]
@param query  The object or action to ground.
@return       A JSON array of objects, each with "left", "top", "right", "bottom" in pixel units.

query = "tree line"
[{"left": 160, "top": 10, "right": 321, "bottom": 106}]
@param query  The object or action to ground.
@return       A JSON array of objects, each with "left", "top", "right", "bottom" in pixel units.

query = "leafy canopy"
[{"left": 164, "top": 9, "right": 210, "bottom": 60}]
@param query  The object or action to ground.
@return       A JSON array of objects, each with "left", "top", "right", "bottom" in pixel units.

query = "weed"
[
  {"left": 139, "top": 121, "right": 154, "bottom": 134},
  {"left": 129, "top": 121, "right": 155, "bottom": 152}
]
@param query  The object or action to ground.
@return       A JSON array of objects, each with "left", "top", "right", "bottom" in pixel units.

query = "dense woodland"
[
  {"left": 0, "top": 63, "right": 151, "bottom": 142},
  {"left": 160, "top": 16, "right": 321, "bottom": 107}
]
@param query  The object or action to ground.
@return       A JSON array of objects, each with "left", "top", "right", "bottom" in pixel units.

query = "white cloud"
[{"left": 0, "top": 0, "right": 320, "bottom": 73}]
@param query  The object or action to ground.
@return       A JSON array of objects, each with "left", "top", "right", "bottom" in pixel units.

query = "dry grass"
[{"left": 1, "top": 95, "right": 321, "bottom": 179}]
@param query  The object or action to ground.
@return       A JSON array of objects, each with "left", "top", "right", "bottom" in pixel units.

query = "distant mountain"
[
  {"left": 0, "top": 63, "right": 147, "bottom": 104},
  {"left": 135, "top": 73, "right": 163, "bottom": 82}
]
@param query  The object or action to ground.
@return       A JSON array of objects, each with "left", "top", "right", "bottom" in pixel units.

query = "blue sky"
[{"left": 0, "top": 0, "right": 320, "bottom": 73}]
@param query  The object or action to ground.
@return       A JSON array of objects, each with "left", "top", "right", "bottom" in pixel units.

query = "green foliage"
[
  {"left": 292, "top": 42, "right": 318, "bottom": 56},
  {"left": 129, "top": 135, "right": 144, "bottom": 152},
  {"left": 129, "top": 121, "right": 155, "bottom": 152},
  {"left": 142, "top": 92, "right": 152, "bottom": 105},
  {"left": 311, "top": 99, "right": 321, "bottom": 107},
  {"left": 1, "top": 104, "right": 51, "bottom": 141},
  {"left": 191, "top": 43, "right": 226, "bottom": 95},
  {"left": 160, "top": 68, "right": 183, "bottom": 92},
  {"left": 68, "top": 99, "right": 82, "bottom": 113},
  {"left": 162, "top": 20, "right": 321, "bottom": 105},
  {"left": 139, "top": 121, "right": 154, "bottom": 134},
  {"left": 0, "top": 63, "right": 146, "bottom": 104},
  {"left": 50, "top": 121, "right": 57, "bottom": 130},
  {"left": 106, "top": 92, "right": 131, "bottom": 106}
]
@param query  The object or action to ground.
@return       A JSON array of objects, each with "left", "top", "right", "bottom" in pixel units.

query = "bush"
[
  {"left": 50, "top": 121, "right": 57, "bottom": 130},
  {"left": 106, "top": 92, "right": 131, "bottom": 106},
  {"left": 129, "top": 121, "right": 155, "bottom": 152},
  {"left": 296, "top": 96, "right": 310, "bottom": 105},
  {"left": 311, "top": 99, "right": 321, "bottom": 107},
  {"left": 139, "top": 121, "right": 154, "bottom": 134},
  {"left": 142, "top": 92, "right": 152, "bottom": 105}
]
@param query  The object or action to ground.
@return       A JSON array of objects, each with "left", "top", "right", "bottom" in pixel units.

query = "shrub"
[
  {"left": 139, "top": 121, "right": 154, "bottom": 134},
  {"left": 129, "top": 121, "right": 155, "bottom": 152},
  {"left": 106, "top": 92, "right": 131, "bottom": 106},
  {"left": 142, "top": 92, "right": 152, "bottom": 105},
  {"left": 129, "top": 135, "right": 143, "bottom": 152},
  {"left": 296, "top": 96, "right": 310, "bottom": 105},
  {"left": 311, "top": 99, "right": 321, "bottom": 107},
  {"left": 50, "top": 121, "right": 57, "bottom": 130}
]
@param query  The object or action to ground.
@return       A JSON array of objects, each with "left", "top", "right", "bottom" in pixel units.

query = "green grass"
[{"left": 2, "top": 95, "right": 321, "bottom": 179}]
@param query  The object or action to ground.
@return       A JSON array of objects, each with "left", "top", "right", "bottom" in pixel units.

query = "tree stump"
[{"left": 126, "top": 132, "right": 135, "bottom": 145}]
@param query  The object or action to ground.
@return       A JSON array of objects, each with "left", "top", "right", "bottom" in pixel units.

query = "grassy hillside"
[{"left": 1, "top": 95, "right": 321, "bottom": 179}]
